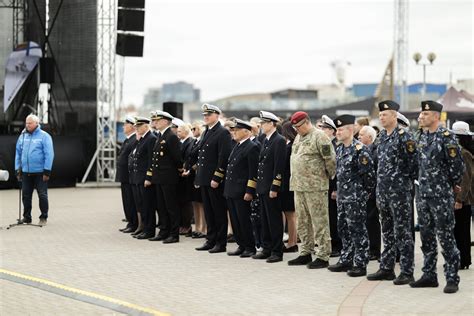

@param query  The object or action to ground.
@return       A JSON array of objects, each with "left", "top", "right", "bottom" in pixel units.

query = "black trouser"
[
  {"left": 21, "top": 173, "right": 48, "bottom": 220},
  {"left": 454, "top": 204, "right": 472, "bottom": 267},
  {"left": 131, "top": 184, "right": 144, "bottom": 214},
  {"left": 227, "top": 197, "right": 256, "bottom": 252},
  {"left": 328, "top": 190, "right": 341, "bottom": 252},
  {"left": 142, "top": 184, "right": 157, "bottom": 235},
  {"left": 366, "top": 196, "right": 381, "bottom": 256},
  {"left": 201, "top": 185, "right": 228, "bottom": 247},
  {"left": 121, "top": 182, "right": 137, "bottom": 229},
  {"left": 155, "top": 183, "right": 180, "bottom": 238},
  {"left": 179, "top": 200, "right": 194, "bottom": 229},
  {"left": 260, "top": 194, "right": 284, "bottom": 257}
]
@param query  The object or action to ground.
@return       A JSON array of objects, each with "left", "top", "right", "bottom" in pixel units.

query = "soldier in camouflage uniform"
[
  {"left": 327, "top": 115, "right": 375, "bottom": 277},
  {"left": 367, "top": 100, "right": 418, "bottom": 285},
  {"left": 410, "top": 100, "right": 464, "bottom": 294},
  {"left": 288, "top": 111, "right": 336, "bottom": 269}
]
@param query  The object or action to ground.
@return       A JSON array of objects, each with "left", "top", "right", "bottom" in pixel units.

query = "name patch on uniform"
[
  {"left": 447, "top": 145, "right": 457, "bottom": 158},
  {"left": 406, "top": 140, "right": 416, "bottom": 153},
  {"left": 322, "top": 144, "right": 331, "bottom": 156}
]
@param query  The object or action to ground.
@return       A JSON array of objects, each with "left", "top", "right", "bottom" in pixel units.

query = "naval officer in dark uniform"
[
  {"left": 117, "top": 116, "right": 138, "bottom": 233},
  {"left": 224, "top": 119, "right": 259, "bottom": 258},
  {"left": 253, "top": 111, "right": 286, "bottom": 263},
  {"left": 184, "top": 103, "right": 232, "bottom": 253},
  {"left": 129, "top": 117, "right": 157, "bottom": 239},
  {"left": 145, "top": 111, "right": 183, "bottom": 243}
]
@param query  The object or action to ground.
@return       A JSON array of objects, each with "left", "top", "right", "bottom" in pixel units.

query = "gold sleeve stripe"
[
  {"left": 214, "top": 171, "right": 224, "bottom": 178},
  {"left": 247, "top": 180, "right": 257, "bottom": 188},
  {"left": 272, "top": 179, "right": 281, "bottom": 186},
  {"left": 146, "top": 171, "right": 153, "bottom": 176}
]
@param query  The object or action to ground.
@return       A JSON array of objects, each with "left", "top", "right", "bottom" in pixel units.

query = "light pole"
[{"left": 413, "top": 52, "right": 436, "bottom": 100}]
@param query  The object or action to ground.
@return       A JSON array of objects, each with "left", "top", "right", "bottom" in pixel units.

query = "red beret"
[{"left": 290, "top": 111, "right": 309, "bottom": 125}]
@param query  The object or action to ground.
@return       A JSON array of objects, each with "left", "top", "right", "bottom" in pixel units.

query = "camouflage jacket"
[
  {"left": 418, "top": 126, "right": 465, "bottom": 198},
  {"left": 375, "top": 126, "right": 418, "bottom": 197},
  {"left": 290, "top": 126, "right": 336, "bottom": 192},
  {"left": 336, "top": 139, "right": 375, "bottom": 202}
]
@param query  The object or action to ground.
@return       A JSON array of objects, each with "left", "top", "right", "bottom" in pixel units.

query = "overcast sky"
[{"left": 121, "top": 0, "right": 473, "bottom": 106}]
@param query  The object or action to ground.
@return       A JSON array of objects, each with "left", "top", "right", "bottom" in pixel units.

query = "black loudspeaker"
[
  {"left": 117, "top": 9, "right": 145, "bottom": 32},
  {"left": 40, "top": 57, "right": 55, "bottom": 83},
  {"left": 116, "top": 34, "right": 144, "bottom": 57},
  {"left": 118, "top": 0, "right": 145, "bottom": 9},
  {"left": 163, "top": 102, "right": 183, "bottom": 119}
]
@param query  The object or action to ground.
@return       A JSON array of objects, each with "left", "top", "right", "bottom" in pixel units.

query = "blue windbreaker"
[{"left": 15, "top": 125, "right": 54, "bottom": 175}]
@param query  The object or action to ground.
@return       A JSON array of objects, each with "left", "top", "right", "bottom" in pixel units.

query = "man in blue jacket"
[{"left": 15, "top": 114, "right": 54, "bottom": 225}]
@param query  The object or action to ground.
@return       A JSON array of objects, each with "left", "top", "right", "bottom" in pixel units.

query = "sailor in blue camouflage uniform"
[
  {"left": 327, "top": 115, "right": 375, "bottom": 277},
  {"left": 367, "top": 100, "right": 418, "bottom": 285},
  {"left": 410, "top": 100, "right": 465, "bottom": 294}
]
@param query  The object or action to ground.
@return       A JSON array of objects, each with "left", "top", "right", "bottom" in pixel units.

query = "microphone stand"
[{"left": 6, "top": 177, "right": 43, "bottom": 230}]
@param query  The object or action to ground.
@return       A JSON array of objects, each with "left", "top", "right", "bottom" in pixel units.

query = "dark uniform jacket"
[
  {"left": 129, "top": 131, "right": 157, "bottom": 185},
  {"left": 223, "top": 138, "right": 259, "bottom": 199},
  {"left": 418, "top": 126, "right": 465, "bottom": 198},
  {"left": 256, "top": 131, "right": 286, "bottom": 194},
  {"left": 146, "top": 127, "right": 182, "bottom": 185},
  {"left": 116, "top": 134, "right": 137, "bottom": 183},
  {"left": 187, "top": 121, "right": 232, "bottom": 186}
]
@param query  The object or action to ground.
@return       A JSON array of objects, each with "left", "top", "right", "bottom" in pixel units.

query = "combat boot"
[
  {"left": 393, "top": 273, "right": 414, "bottom": 285},
  {"left": 443, "top": 281, "right": 459, "bottom": 294},
  {"left": 367, "top": 268, "right": 396, "bottom": 281},
  {"left": 307, "top": 258, "right": 329, "bottom": 269},
  {"left": 288, "top": 254, "right": 312, "bottom": 266},
  {"left": 409, "top": 274, "right": 439, "bottom": 288},
  {"left": 347, "top": 266, "right": 367, "bottom": 277},
  {"left": 328, "top": 262, "right": 352, "bottom": 272}
]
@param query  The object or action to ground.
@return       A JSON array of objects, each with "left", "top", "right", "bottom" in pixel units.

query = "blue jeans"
[{"left": 22, "top": 174, "right": 49, "bottom": 220}]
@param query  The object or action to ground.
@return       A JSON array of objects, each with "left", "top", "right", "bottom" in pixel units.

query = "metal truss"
[
  {"left": 394, "top": 0, "right": 409, "bottom": 110},
  {"left": 82, "top": 0, "right": 117, "bottom": 183}
]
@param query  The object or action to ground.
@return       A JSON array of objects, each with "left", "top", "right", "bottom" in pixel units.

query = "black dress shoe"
[
  {"left": 131, "top": 229, "right": 143, "bottom": 236},
  {"left": 443, "top": 281, "right": 459, "bottom": 294},
  {"left": 307, "top": 258, "right": 329, "bottom": 269},
  {"left": 227, "top": 248, "right": 244, "bottom": 256},
  {"left": 122, "top": 227, "right": 136, "bottom": 233},
  {"left": 367, "top": 268, "right": 396, "bottom": 281},
  {"left": 163, "top": 236, "right": 179, "bottom": 244},
  {"left": 208, "top": 245, "right": 226, "bottom": 253},
  {"left": 195, "top": 242, "right": 214, "bottom": 251},
  {"left": 328, "top": 262, "right": 352, "bottom": 272},
  {"left": 283, "top": 245, "right": 298, "bottom": 253},
  {"left": 409, "top": 275, "right": 439, "bottom": 288},
  {"left": 393, "top": 273, "right": 414, "bottom": 285},
  {"left": 136, "top": 233, "right": 154, "bottom": 239},
  {"left": 19, "top": 218, "right": 32, "bottom": 224},
  {"left": 252, "top": 251, "right": 271, "bottom": 259},
  {"left": 192, "top": 232, "right": 206, "bottom": 239},
  {"left": 149, "top": 235, "right": 167, "bottom": 241},
  {"left": 119, "top": 227, "right": 127, "bottom": 232},
  {"left": 347, "top": 266, "right": 367, "bottom": 277},
  {"left": 240, "top": 250, "right": 256, "bottom": 258},
  {"left": 288, "top": 254, "right": 312, "bottom": 266},
  {"left": 266, "top": 255, "right": 283, "bottom": 263}
]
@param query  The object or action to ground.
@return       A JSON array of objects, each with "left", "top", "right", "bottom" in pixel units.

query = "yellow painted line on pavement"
[{"left": 0, "top": 268, "right": 169, "bottom": 316}]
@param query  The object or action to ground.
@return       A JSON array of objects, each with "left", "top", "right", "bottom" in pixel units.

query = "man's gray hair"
[
  {"left": 360, "top": 125, "right": 377, "bottom": 142},
  {"left": 26, "top": 114, "right": 40, "bottom": 123}
]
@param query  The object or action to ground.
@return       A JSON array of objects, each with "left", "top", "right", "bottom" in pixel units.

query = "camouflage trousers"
[
  {"left": 377, "top": 193, "right": 415, "bottom": 275},
  {"left": 417, "top": 195, "right": 460, "bottom": 284},
  {"left": 294, "top": 191, "right": 331, "bottom": 261},
  {"left": 337, "top": 199, "right": 370, "bottom": 268}
]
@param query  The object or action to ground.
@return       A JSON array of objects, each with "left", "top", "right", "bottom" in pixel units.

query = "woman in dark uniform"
[{"left": 281, "top": 121, "right": 298, "bottom": 252}]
